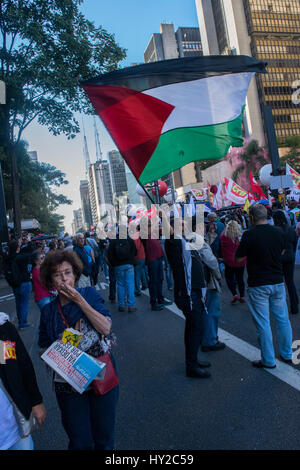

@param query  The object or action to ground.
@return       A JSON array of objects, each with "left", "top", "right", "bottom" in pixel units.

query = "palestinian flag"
[{"left": 81, "top": 56, "right": 266, "bottom": 185}]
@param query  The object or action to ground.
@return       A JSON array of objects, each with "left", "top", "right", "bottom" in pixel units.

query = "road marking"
[
  {"left": 0, "top": 294, "right": 14, "bottom": 303},
  {"left": 102, "top": 279, "right": 300, "bottom": 391},
  {"left": 141, "top": 288, "right": 300, "bottom": 392}
]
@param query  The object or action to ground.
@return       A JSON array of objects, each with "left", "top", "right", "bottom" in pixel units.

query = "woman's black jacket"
[{"left": 0, "top": 321, "right": 43, "bottom": 419}]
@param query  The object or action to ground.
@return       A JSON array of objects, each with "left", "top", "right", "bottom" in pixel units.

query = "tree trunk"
[
  {"left": 3, "top": 100, "right": 21, "bottom": 238},
  {"left": 0, "top": 162, "right": 9, "bottom": 243},
  {"left": 194, "top": 162, "right": 202, "bottom": 183}
]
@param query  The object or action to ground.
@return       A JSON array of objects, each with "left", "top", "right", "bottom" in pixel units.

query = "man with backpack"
[
  {"left": 4, "top": 239, "right": 33, "bottom": 330},
  {"left": 107, "top": 225, "right": 137, "bottom": 312}
]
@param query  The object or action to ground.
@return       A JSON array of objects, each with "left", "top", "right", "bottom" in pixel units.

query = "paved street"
[{"left": 1, "top": 266, "right": 300, "bottom": 450}]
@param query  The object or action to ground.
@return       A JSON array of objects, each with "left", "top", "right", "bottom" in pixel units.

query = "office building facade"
[
  {"left": 88, "top": 160, "right": 114, "bottom": 226},
  {"left": 28, "top": 151, "right": 38, "bottom": 163},
  {"left": 79, "top": 180, "right": 93, "bottom": 231},
  {"left": 144, "top": 23, "right": 203, "bottom": 62},
  {"left": 108, "top": 150, "right": 128, "bottom": 201},
  {"left": 243, "top": 0, "right": 300, "bottom": 140},
  {"left": 72, "top": 208, "right": 83, "bottom": 234},
  {"left": 195, "top": 0, "right": 300, "bottom": 142}
]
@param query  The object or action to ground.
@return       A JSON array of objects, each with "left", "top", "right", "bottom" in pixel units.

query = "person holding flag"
[{"left": 163, "top": 212, "right": 212, "bottom": 379}]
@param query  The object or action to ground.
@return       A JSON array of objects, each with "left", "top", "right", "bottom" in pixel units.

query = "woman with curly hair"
[
  {"left": 38, "top": 249, "right": 118, "bottom": 450},
  {"left": 220, "top": 220, "right": 247, "bottom": 304}
]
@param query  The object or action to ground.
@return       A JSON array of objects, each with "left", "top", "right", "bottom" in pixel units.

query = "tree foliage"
[
  {"left": 1, "top": 140, "right": 71, "bottom": 233},
  {"left": 0, "top": 0, "right": 126, "bottom": 143},
  {"left": 0, "top": 0, "right": 126, "bottom": 234},
  {"left": 279, "top": 135, "right": 300, "bottom": 173}
]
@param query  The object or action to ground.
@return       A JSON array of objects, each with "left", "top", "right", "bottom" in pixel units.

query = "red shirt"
[
  {"left": 220, "top": 233, "right": 246, "bottom": 268},
  {"left": 144, "top": 239, "right": 165, "bottom": 264},
  {"left": 32, "top": 267, "right": 54, "bottom": 302},
  {"left": 134, "top": 238, "right": 145, "bottom": 261}
]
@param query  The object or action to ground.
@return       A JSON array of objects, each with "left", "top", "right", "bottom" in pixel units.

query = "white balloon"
[
  {"left": 127, "top": 205, "right": 137, "bottom": 217},
  {"left": 259, "top": 164, "right": 272, "bottom": 186},
  {"left": 164, "top": 188, "right": 178, "bottom": 203}
]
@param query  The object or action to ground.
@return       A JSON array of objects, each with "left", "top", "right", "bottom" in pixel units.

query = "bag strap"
[{"left": 57, "top": 300, "right": 70, "bottom": 329}]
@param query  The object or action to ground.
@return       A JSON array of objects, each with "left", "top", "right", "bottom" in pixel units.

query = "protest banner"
[
  {"left": 224, "top": 178, "right": 248, "bottom": 204},
  {"left": 41, "top": 341, "right": 106, "bottom": 394},
  {"left": 191, "top": 188, "right": 207, "bottom": 201}
]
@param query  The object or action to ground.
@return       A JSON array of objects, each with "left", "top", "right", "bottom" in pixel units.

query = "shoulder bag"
[
  {"left": 0, "top": 379, "right": 39, "bottom": 438},
  {"left": 57, "top": 301, "right": 119, "bottom": 395}
]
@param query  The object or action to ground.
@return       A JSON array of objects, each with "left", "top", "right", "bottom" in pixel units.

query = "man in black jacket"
[
  {"left": 164, "top": 217, "right": 211, "bottom": 379},
  {"left": 107, "top": 226, "right": 137, "bottom": 312},
  {"left": 4, "top": 239, "right": 34, "bottom": 330}
]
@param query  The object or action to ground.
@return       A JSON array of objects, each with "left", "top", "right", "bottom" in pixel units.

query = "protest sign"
[{"left": 41, "top": 341, "right": 106, "bottom": 394}]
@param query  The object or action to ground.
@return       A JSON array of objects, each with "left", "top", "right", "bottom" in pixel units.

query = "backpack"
[{"left": 114, "top": 239, "right": 130, "bottom": 261}]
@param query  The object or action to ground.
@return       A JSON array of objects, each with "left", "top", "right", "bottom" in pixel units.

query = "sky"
[{"left": 22, "top": 0, "right": 200, "bottom": 233}]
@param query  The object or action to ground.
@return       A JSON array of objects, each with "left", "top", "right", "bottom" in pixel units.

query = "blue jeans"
[
  {"left": 56, "top": 385, "right": 119, "bottom": 450},
  {"left": 99, "top": 251, "right": 109, "bottom": 278},
  {"left": 13, "top": 282, "right": 32, "bottom": 327},
  {"left": 8, "top": 435, "right": 34, "bottom": 450},
  {"left": 115, "top": 264, "right": 135, "bottom": 307},
  {"left": 134, "top": 259, "right": 146, "bottom": 294},
  {"left": 163, "top": 257, "right": 173, "bottom": 289},
  {"left": 247, "top": 283, "right": 293, "bottom": 366},
  {"left": 202, "top": 289, "right": 221, "bottom": 347}
]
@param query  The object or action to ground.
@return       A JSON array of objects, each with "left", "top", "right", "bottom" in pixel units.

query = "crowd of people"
[{"left": 0, "top": 197, "right": 299, "bottom": 450}]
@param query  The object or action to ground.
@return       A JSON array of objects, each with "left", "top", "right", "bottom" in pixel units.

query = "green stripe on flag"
[{"left": 139, "top": 110, "right": 245, "bottom": 185}]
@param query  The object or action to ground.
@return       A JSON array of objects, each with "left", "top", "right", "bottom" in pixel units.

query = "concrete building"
[
  {"left": 88, "top": 160, "right": 114, "bottom": 226},
  {"left": 144, "top": 23, "right": 203, "bottom": 62},
  {"left": 108, "top": 150, "right": 128, "bottom": 202},
  {"left": 195, "top": 0, "right": 300, "bottom": 142},
  {"left": 79, "top": 180, "right": 93, "bottom": 231},
  {"left": 28, "top": 151, "right": 38, "bottom": 163},
  {"left": 72, "top": 208, "right": 83, "bottom": 234}
]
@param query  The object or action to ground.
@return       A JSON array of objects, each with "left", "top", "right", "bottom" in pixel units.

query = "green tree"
[
  {"left": 194, "top": 159, "right": 220, "bottom": 182},
  {"left": 1, "top": 139, "right": 72, "bottom": 233},
  {"left": 0, "top": 0, "right": 126, "bottom": 234},
  {"left": 279, "top": 135, "right": 300, "bottom": 174}
]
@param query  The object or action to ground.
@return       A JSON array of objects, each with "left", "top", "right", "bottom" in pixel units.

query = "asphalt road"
[{"left": 1, "top": 265, "right": 300, "bottom": 451}]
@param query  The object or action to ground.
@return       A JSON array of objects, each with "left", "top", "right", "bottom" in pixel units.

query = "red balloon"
[
  {"left": 151, "top": 180, "right": 168, "bottom": 197},
  {"left": 210, "top": 185, "right": 218, "bottom": 194}
]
